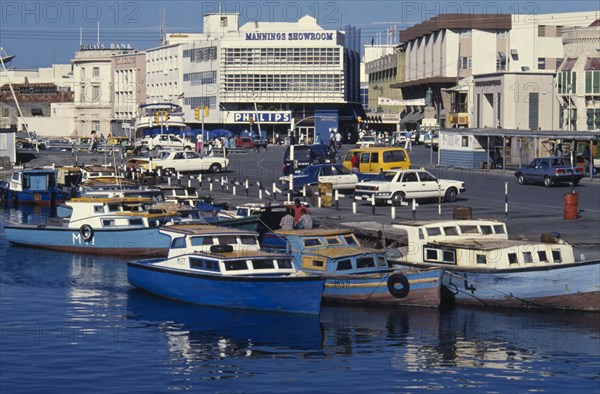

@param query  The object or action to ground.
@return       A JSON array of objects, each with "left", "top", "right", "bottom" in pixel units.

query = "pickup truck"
[
  {"left": 354, "top": 169, "right": 465, "bottom": 206},
  {"left": 515, "top": 157, "right": 584, "bottom": 187}
]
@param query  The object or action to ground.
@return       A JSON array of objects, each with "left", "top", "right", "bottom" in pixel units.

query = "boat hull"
[
  {"left": 2, "top": 190, "right": 65, "bottom": 206},
  {"left": 4, "top": 224, "right": 170, "bottom": 257},
  {"left": 322, "top": 269, "right": 443, "bottom": 308},
  {"left": 394, "top": 260, "right": 600, "bottom": 311},
  {"left": 127, "top": 260, "right": 325, "bottom": 315}
]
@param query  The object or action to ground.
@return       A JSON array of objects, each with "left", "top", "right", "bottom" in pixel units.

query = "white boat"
[
  {"left": 386, "top": 219, "right": 600, "bottom": 312},
  {"left": 135, "top": 103, "right": 186, "bottom": 139}
]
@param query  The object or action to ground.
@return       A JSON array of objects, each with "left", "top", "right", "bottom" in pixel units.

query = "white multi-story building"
[
  {"left": 146, "top": 12, "right": 362, "bottom": 142},
  {"left": 112, "top": 52, "right": 146, "bottom": 135},
  {"left": 72, "top": 47, "right": 136, "bottom": 136},
  {"left": 395, "top": 11, "right": 599, "bottom": 129}
]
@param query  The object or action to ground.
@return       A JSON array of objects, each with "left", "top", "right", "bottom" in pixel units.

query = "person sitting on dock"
[
  {"left": 296, "top": 208, "right": 313, "bottom": 229},
  {"left": 279, "top": 208, "right": 295, "bottom": 231}
]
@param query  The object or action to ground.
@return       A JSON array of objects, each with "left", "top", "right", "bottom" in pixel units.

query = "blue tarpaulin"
[{"left": 207, "top": 129, "right": 233, "bottom": 139}]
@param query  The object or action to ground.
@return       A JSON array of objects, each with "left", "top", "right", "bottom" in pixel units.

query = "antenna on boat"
[{"left": 0, "top": 47, "right": 28, "bottom": 133}]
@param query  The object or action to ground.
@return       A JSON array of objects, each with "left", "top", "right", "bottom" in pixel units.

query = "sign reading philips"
[
  {"left": 245, "top": 32, "right": 334, "bottom": 41},
  {"left": 233, "top": 112, "right": 292, "bottom": 123}
]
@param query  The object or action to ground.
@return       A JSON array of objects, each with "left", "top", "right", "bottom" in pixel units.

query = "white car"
[
  {"left": 140, "top": 134, "right": 195, "bottom": 151},
  {"left": 152, "top": 150, "right": 229, "bottom": 173},
  {"left": 278, "top": 164, "right": 374, "bottom": 191},
  {"left": 354, "top": 169, "right": 465, "bottom": 206},
  {"left": 356, "top": 136, "right": 384, "bottom": 148}
]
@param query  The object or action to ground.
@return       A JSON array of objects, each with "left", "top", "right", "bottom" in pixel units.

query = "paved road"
[{"left": 8, "top": 144, "right": 600, "bottom": 247}]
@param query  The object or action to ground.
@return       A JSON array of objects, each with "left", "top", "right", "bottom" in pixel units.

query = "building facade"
[{"left": 112, "top": 52, "right": 146, "bottom": 136}]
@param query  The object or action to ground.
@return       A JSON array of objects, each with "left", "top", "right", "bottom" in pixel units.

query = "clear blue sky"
[{"left": 1, "top": 0, "right": 598, "bottom": 69}]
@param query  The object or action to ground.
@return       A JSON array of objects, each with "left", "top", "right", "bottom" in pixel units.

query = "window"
[
  {"left": 557, "top": 71, "right": 577, "bottom": 94},
  {"left": 240, "top": 236, "right": 256, "bottom": 245},
  {"left": 1, "top": 108, "right": 8, "bottom": 117},
  {"left": 442, "top": 250, "right": 455, "bottom": 263},
  {"left": 102, "top": 219, "right": 115, "bottom": 226},
  {"left": 344, "top": 235, "right": 358, "bottom": 246},
  {"left": 476, "top": 255, "right": 487, "bottom": 264},
  {"left": 538, "top": 57, "right": 546, "bottom": 70},
  {"left": 93, "top": 205, "right": 104, "bottom": 213},
  {"left": 303, "top": 238, "right": 323, "bottom": 247},
  {"left": 129, "top": 218, "right": 143, "bottom": 226},
  {"left": 190, "top": 237, "right": 213, "bottom": 246},
  {"left": 360, "top": 153, "right": 370, "bottom": 163},
  {"left": 371, "top": 153, "right": 379, "bottom": 163},
  {"left": 377, "top": 256, "right": 387, "bottom": 267},
  {"left": 217, "top": 236, "right": 237, "bottom": 245},
  {"left": 92, "top": 86, "right": 101, "bottom": 101},
  {"left": 418, "top": 172, "right": 437, "bottom": 182},
  {"left": 426, "top": 249, "right": 438, "bottom": 260},
  {"left": 426, "top": 227, "right": 442, "bottom": 236},
  {"left": 171, "top": 237, "right": 186, "bottom": 249},
  {"left": 443, "top": 226, "right": 459, "bottom": 236},
  {"left": 480, "top": 226, "right": 493, "bottom": 235},
  {"left": 586, "top": 109, "right": 600, "bottom": 131},
  {"left": 224, "top": 260, "right": 248, "bottom": 271},
  {"left": 190, "top": 258, "right": 220, "bottom": 271},
  {"left": 336, "top": 259, "right": 352, "bottom": 271},
  {"left": 356, "top": 257, "right": 375, "bottom": 269},
  {"left": 253, "top": 260, "right": 274, "bottom": 270},
  {"left": 382, "top": 150, "right": 407, "bottom": 163},
  {"left": 459, "top": 57, "right": 472, "bottom": 70},
  {"left": 493, "top": 225, "right": 506, "bottom": 234},
  {"left": 585, "top": 71, "right": 600, "bottom": 94},
  {"left": 538, "top": 251, "right": 548, "bottom": 262},
  {"left": 93, "top": 67, "right": 99, "bottom": 77},
  {"left": 107, "top": 204, "right": 120, "bottom": 212},
  {"left": 461, "top": 136, "right": 469, "bottom": 147},
  {"left": 523, "top": 252, "right": 533, "bottom": 263},
  {"left": 92, "top": 120, "right": 100, "bottom": 133},
  {"left": 402, "top": 172, "right": 418, "bottom": 182},
  {"left": 508, "top": 253, "right": 518, "bottom": 264},
  {"left": 325, "top": 237, "right": 341, "bottom": 246},
  {"left": 552, "top": 250, "right": 562, "bottom": 263},
  {"left": 277, "top": 259, "right": 292, "bottom": 269},
  {"left": 460, "top": 225, "right": 479, "bottom": 234}
]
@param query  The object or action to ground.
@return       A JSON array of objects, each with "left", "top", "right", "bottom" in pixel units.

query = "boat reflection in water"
[{"left": 126, "top": 289, "right": 324, "bottom": 364}]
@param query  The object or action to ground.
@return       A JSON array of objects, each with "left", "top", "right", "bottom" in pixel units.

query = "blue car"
[
  {"left": 515, "top": 157, "right": 584, "bottom": 187},
  {"left": 278, "top": 164, "right": 375, "bottom": 192}
]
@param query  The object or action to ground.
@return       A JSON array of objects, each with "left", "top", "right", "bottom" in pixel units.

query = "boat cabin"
[
  {"left": 274, "top": 229, "right": 389, "bottom": 275},
  {"left": 154, "top": 225, "right": 295, "bottom": 276},
  {"left": 390, "top": 220, "right": 575, "bottom": 269},
  {"left": 9, "top": 168, "right": 58, "bottom": 193}
]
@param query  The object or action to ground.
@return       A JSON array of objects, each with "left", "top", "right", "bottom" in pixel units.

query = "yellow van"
[{"left": 342, "top": 147, "right": 411, "bottom": 173}]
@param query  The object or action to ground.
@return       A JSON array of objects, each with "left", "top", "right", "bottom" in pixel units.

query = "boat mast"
[{"left": 0, "top": 47, "right": 28, "bottom": 133}]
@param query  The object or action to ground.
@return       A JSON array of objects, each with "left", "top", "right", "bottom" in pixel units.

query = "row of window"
[
  {"left": 147, "top": 82, "right": 179, "bottom": 97},
  {"left": 80, "top": 67, "right": 100, "bottom": 79},
  {"left": 189, "top": 257, "right": 292, "bottom": 272},
  {"left": 184, "top": 96, "right": 216, "bottom": 109},
  {"left": 146, "top": 55, "right": 179, "bottom": 72},
  {"left": 301, "top": 234, "right": 358, "bottom": 248},
  {"left": 183, "top": 47, "right": 217, "bottom": 63},
  {"left": 424, "top": 248, "right": 563, "bottom": 265},
  {"left": 183, "top": 70, "right": 217, "bottom": 85},
  {"left": 223, "top": 47, "right": 340, "bottom": 66},
  {"left": 369, "top": 67, "right": 398, "bottom": 83}
]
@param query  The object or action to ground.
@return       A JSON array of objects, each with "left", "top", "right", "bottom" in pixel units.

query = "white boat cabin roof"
[{"left": 161, "top": 224, "right": 257, "bottom": 237}]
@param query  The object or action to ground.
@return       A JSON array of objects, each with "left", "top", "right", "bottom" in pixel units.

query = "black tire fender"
[
  {"left": 79, "top": 224, "right": 94, "bottom": 242},
  {"left": 387, "top": 273, "right": 410, "bottom": 299},
  {"left": 210, "top": 244, "right": 234, "bottom": 253}
]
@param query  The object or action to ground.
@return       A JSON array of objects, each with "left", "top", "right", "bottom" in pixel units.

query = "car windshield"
[
  {"left": 373, "top": 171, "right": 397, "bottom": 182},
  {"left": 336, "top": 165, "right": 351, "bottom": 175},
  {"left": 157, "top": 151, "right": 170, "bottom": 160}
]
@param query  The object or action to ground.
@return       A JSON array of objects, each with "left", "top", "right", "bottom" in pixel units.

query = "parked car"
[
  {"left": 134, "top": 150, "right": 228, "bottom": 173},
  {"left": 283, "top": 144, "right": 335, "bottom": 175},
  {"left": 343, "top": 147, "right": 411, "bottom": 173},
  {"left": 514, "top": 157, "right": 584, "bottom": 187},
  {"left": 236, "top": 137, "right": 254, "bottom": 149},
  {"left": 15, "top": 131, "right": 45, "bottom": 150},
  {"left": 423, "top": 131, "right": 439, "bottom": 150},
  {"left": 354, "top": 169, "right": 466, "bottom": 206},
  {"left": 356, "top": 135, "right": 384, "bottom": 148},
  {"left": 278, "top": 164, "right": 376, "bottom": 192},
  {"left": 139, "top": 134, "right": 195, "bottom": 151}
]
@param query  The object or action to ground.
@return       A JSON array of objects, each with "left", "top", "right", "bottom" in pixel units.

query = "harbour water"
[{"left": 1, "top": 206, "right": 599, "bottom": 393}]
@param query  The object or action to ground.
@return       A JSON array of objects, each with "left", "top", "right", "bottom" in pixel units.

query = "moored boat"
[
  {"left": 0, "top": 168, "right": 66, "bottom": 206},
  {"left": 127, "top": 225, "right": 325, "bottom": 314},
  {"left": 386, "top": 219, "right": 600, "bottom": 312},
  {"left": 4, "top": 196, "right": 178, "bottom": 256},
  {"left": 267, "top": 228, "right": 444, "bottom": 308}
]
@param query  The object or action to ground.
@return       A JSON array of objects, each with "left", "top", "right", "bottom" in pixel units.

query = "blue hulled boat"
[
  {"left": 266, "top": 228, "right": 444, "bottom": 308},
  {"left": 127, "top": 225, "right": 325, "bottom": 315},
  {"left": 4, "top": 197, "right": 178, "bottom": 257},
  {"left": 0, "top": 168, "right": 66, "bottom": 205}
]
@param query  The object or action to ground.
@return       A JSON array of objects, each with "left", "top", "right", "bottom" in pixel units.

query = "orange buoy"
[{"left": 563, "top": 192, "right": 579, "bottom": 220}]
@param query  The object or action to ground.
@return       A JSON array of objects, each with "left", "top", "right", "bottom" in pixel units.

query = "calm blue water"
[{"left": 1, "top": 206, "right": 599, "bottom": 393}]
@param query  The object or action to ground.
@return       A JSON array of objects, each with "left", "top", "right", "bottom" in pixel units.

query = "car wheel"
[
  {"left": 444, "top": 188, "right": 458, "bottom": 202},
  {"left": 15, "top": 141, "right": 24, "bottom": 150},
  {"left": 209, "top": 163, "right": 222, "bottom": 173},
  {"left": 184, "top": 146, "right": 192, "bottom": 150},
  {"left": 544, "top": 176, "right": 553, "bottom": 188},
  {"left": 391, "top": 192, "right": 405, "bottom": 207},
  {"left": 153, "top": 145, "right": 161, "bottom": 151},
  {"left": 517, "top": 174, "right": 526, "bottom": 185}
]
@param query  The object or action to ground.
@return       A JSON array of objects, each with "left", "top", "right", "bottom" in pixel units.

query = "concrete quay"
[{"left": 3, "top": 144, "right": 599, "bottom": 251}]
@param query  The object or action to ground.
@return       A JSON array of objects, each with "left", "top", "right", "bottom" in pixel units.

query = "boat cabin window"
[
  {"left": 418, "top": 229, "right": 424, "bottom": 239},
  {"left": 107, "top": 204, "right": 121, "bottom": 212},
  {"left": 480, "top": 225, "right": 493, "bottom": 235},
  {"left": 224, "top": 260, "right": 248, "bottom": 271},
  {"left": 174, "top": 189, "right": 186, "bottom": 196},
  {"left": 302, "top": 257, "right": 325, "bottom": 270},
  {"left": 343, "top": 235, "right": 359, "bottom": 246},
  {"left": 460, "top": 225, "right": 479, "bottom": 234},
  {"left": 236, "top": 208, "right": 250, "bottom": 217},
  {"left": 240, "top": 236, "right": 257, "bottom": 245},
  {"left": 538, "top": 251, "right": 548, "bottom": 262},
  {"left": 94, "top": 205, "right": 104, "bottom": 213},
  {"left": 276, "top": 259, "right": 292, "bottom": 269},
  {"left": 190, "top": 237, "right": 213, "bottom": 247},
  {"left": 252, "top": 260, "right": 275, "bottom": 270},
  {"left": 476, "top": 254, "right": 487, "bottom": 264},
  {"left": 303, "top": 238, "right": 323, "bottom": 248},
  {"left": 217, "top": 236, "right": 237, "bottom": 245},
  {"left": 493, "top": 225, "right": 506, "bottom": 234},
  {"left": 443, "top": 226, "right": 459, "bottom": 236},
  {"left": 356, "top": 256, "right": 375, "bottom": 269},
  {"left": 171, "top": 237, "right": 186, "bottom": 249},
  {"left": 426, "top": 227, "right": 442, "bottom": 236},
  {"left": 336, "top": 259, "right": 353, "bottom": 271},
  {"left": 508, "top": 253, "right": 518, "bottom": 264},
  {"left": 523, "top": 252, "right": 533, "bottom": 263},
  {"left": 377, "top": 256, "right": 387, "bottom": 267},
  {"left": 325, "top": 237, "right": 341, "bottom": 246},
  {"left": 129, "top": 218, "right": 143, "bottom": 226},
  {"left": 552, "top": 250, "right": 562, "bottom": 263},
  {"left": 102, "top": 219, "right": 116, "bottom": 227},
  {"left": 189, "top": 258, "right": 220, "bottom": 272},
  {"left": 425, "top": 248, "right": 456, "bottom": 264},
  {"left": 12, "top": 172, "right": 20, "bottom": 181}
]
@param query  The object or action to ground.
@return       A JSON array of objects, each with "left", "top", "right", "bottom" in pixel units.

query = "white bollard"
[
  {"left": 391, "top": 206, "right": 396, "bottom": 220},
  {"left": 352, "top": 201, "right": 357, "bottom": 214},
  {"left": 188, "top": 179, "right": 192, "bottom": 187},
  {"left": 232, "top": 185, "right": 236, "bottom": 195},
  {"left": 318, "top": 196, "right": 322, "bottom": 208},
  {"left": 167, "top": 176, "right": 171, "bottom": 186},
  {"left": 259, "top": 189, "right": 263, "bottom": 199},
  {"left": 209, "top": 181, "right": 213, "bottom": 191}
]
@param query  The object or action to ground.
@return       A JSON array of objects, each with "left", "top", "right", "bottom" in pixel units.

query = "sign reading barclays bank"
[
  {"left": 233, "top": 112, "right": 292, "bottom": 123},
  {"left": 245, "top": 32, "right": 334, "bottom": 41}
]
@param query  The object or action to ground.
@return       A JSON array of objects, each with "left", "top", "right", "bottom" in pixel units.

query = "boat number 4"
[{"left": 447, "top": 274, "right": 476, "bottom": 295}]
